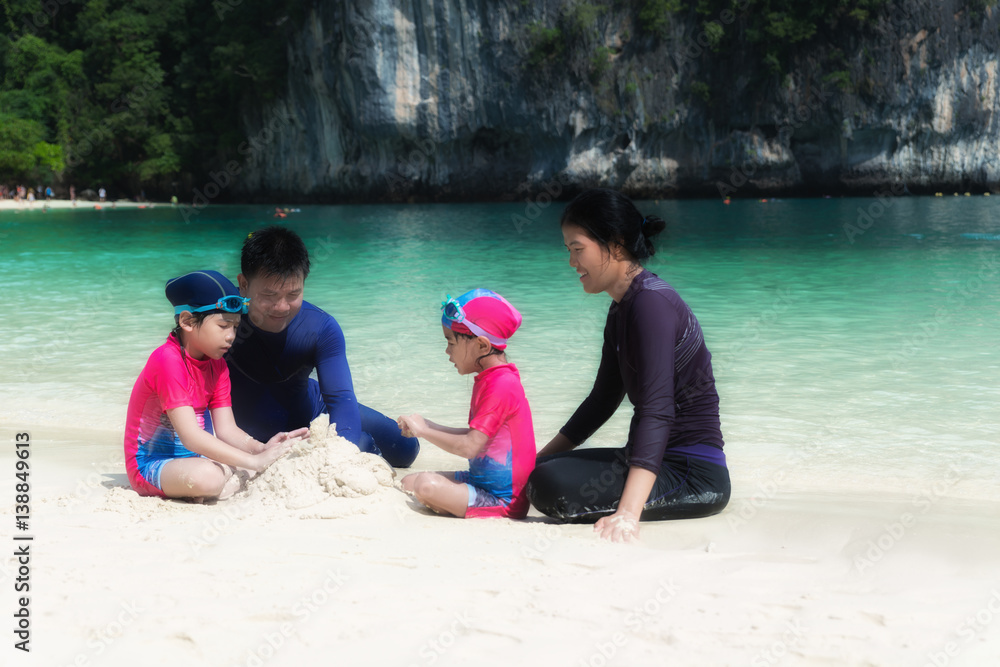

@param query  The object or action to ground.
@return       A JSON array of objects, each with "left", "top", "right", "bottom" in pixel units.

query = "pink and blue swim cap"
[{"left": 442, "top": 289, "right": 522, "bottom": 350}]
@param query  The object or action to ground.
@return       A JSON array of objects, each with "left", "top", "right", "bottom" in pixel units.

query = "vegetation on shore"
[
  {"left": 1, "top": 1, "right": 995, "bottom": 198},
  {"left": 0, "top": 0, "right": 300, "bottom": 197}
]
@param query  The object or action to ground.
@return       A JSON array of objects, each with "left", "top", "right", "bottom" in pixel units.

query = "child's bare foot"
[{"left": 218, "top": 468, "right": 251, "bottom": 499}]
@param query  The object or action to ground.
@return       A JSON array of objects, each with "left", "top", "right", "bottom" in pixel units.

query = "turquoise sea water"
[{"left": 1, "top": 197, "right": 998, "bottom": 498}]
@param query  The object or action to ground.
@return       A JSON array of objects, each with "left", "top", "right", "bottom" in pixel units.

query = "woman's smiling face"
[{"left": 562, "top": 224, "right": 625, "bottom": 295}]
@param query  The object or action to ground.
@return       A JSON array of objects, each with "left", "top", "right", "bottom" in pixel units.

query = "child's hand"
[
  {"left": 251, "top": 437, "right": 295, "bottom": 472},
  {"left": 397, "top": 414, "right": 426, "bottom": 439},
  {"left": 263, "top": 427, "right": 309, "bottom": 451}
]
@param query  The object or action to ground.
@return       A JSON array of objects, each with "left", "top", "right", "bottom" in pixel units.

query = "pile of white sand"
[
  {"left": 236, "top": 414, "right": 401, "bottom": 518},
  {"left": 87, "top": 414, "right": 402, "bottom": 520}
]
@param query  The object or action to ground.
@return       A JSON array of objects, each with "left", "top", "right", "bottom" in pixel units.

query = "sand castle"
[{"left": 237, "top": 414, "right": 400, "bottom": 517}]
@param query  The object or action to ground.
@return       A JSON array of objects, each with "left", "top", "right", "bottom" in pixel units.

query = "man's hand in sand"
[
  {"left": 595, "top": 509, "right": 640, "bottom": 543},
  {"left": 397, "top": 414, "right": 426, "bottom": 439}
]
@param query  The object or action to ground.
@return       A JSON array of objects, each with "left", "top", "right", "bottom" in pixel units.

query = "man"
[{"left": 225, "top": 226, "right": 418, "bottom": 467}]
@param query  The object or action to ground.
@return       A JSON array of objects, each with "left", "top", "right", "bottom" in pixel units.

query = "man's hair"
[{"left": 241, "top": 226, "right": 311, "bottom": 280}]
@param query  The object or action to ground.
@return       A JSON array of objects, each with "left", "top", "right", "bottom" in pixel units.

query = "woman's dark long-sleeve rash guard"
[
  {"left": 224, "top": 301, "right": 363, "bottom": 443},
  {"left": 560, "top": 270, "right": 725, "bottom": 473}
]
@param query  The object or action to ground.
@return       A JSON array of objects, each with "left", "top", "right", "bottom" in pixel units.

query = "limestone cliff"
[{"left": 233, "top": 1, "right": 1000, "bottom": 201}]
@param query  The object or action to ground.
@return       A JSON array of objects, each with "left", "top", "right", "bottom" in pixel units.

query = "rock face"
[{"left": 234, "top": 0, "right": 1000, "bottom": 201}]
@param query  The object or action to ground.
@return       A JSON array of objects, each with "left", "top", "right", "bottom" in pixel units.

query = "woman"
[{"left": 526, "top": 189, "right": 730, "bottom": 542}]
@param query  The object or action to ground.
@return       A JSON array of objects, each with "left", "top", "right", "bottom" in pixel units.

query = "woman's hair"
[
  {"left": 560, "top": 188, "right": 666, "bottom": 263},
  {"left": 454, "top": 331, "right": 506, "bottom": 369}
]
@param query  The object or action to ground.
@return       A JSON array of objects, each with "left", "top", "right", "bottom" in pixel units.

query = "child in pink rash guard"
[
  {"left": 124, "top": 270, "right": 305, "bottom": 500},
  {"left": 398, "top": 289, "right": 536, "bottom": 519}
]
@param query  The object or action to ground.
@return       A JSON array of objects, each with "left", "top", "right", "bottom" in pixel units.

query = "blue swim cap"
[{"left": 165, "top": 270, "right": 242, "bottom": 316}]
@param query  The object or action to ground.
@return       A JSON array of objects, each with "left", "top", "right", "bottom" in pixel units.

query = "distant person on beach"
[
  {"left": 99, "top": 187, "right": 106, "bottom": 202},
  {"left": 70, "top": 185, "right": 76, "bottom": 205},
  {"left": 525, "top": 189, "right": 730, "bottom": 542},
  {"left": 398, "top": 290, "right": 535, "bottom": 519},
  {"left": 124, "top": 270, "right": 305, "bottom": 500},
  {"left": 225, "top": 226, "right": 419, "bottom": 468}
]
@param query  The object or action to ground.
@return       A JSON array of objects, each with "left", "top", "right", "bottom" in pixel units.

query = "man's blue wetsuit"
[{"left": 225, "top": 301, "right": 418, "bottom": 467}]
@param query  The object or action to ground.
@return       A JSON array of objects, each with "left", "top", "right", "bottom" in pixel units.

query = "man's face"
[{"left": 238, "top": 272, "right": 305, "bottom": 333}]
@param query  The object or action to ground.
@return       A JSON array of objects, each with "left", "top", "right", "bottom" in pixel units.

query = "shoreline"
[
  {"left": 0, "top": 198, "right": 168, "bottom": 211},
  {"left": 1, "top": 189, "right": 996, "bottom": 213}
]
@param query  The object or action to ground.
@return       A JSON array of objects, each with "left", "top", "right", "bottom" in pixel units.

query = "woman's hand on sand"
[
  {"left": 595, "top": 509, "right": 640, "bottom": 543},
  {"left": 397, "top": 414, "right": 426, "bottom": 439}
]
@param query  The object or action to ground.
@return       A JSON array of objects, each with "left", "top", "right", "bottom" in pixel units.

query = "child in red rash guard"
[{"left": 398, "top": 289, "right": 535, "bottom": 518}]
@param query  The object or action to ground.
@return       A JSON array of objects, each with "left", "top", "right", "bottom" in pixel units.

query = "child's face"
[
  {"left": 443, "top": 326, "right": 482, "bottom": 375},
  {"left": 185, "top": 313, "right": 241, "bottom": 360}
]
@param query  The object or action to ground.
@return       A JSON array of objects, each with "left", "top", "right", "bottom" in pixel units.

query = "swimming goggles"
[
  {"left": 174, "top": 295, "right": 249, "bottom": 316},
  {"left": 441, "top": 295, "right": 506, "bottom": 347}
]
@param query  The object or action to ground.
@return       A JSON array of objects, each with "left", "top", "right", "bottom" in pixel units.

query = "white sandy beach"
[
  {"left": 0, "top": 198, "right": 166, "bottom": 212},
  {"left": 3, "top": 197, "right": 999, "bottom": 665},
  {"left": 4, "top": 422, "right": 1000, "bottom": 667}
]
